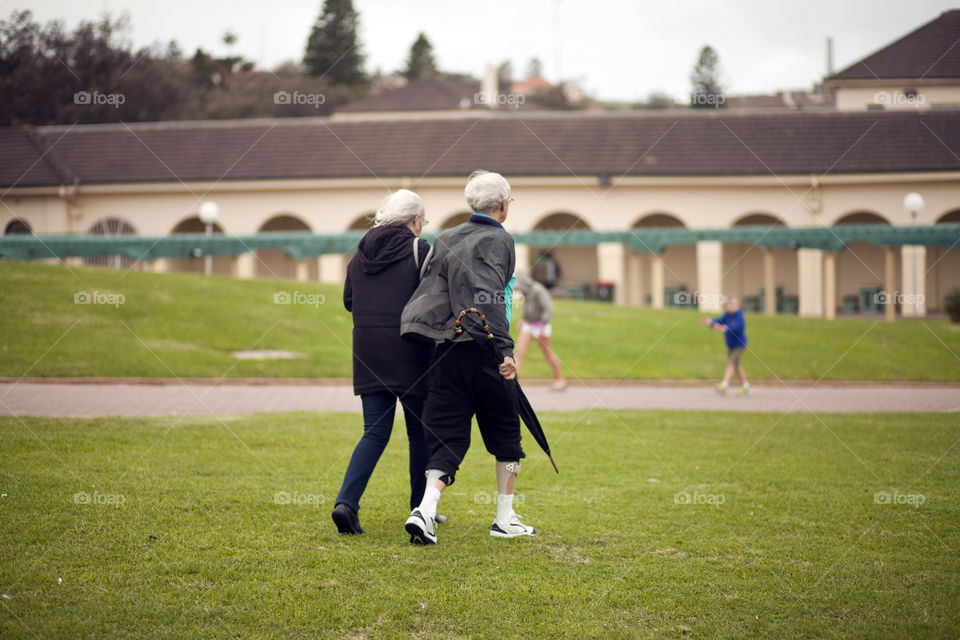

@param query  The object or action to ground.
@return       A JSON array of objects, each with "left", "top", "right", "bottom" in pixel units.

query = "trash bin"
[{"left": 595, "top": 281, "right": 615, "bottom": 302}]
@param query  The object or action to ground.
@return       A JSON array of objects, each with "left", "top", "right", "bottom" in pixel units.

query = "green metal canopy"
[{"left": 0, "top": 225, "right": 957, "bottom": 261}]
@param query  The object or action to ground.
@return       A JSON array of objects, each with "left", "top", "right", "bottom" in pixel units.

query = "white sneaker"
[
  {"left": 490, "top": 511, "right": 536, "bottom": 538},
  {"left": 405, "top": 508, "right": 437, "bottom": 545}
]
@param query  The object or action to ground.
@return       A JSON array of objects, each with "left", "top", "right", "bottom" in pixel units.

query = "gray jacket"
[
  {"left": 400, "top": 215, "right": 516, "bottom": 357},
  {"left": 516, "top": 272, "right": 554, "bottom": 323}
]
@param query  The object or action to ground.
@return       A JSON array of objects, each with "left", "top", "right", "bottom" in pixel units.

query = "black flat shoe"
[{"left": 331, "top": 503, "right": 364, "bottom": 534}]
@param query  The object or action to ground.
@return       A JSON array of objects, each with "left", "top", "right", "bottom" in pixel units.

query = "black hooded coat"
[{"left": 343, "top": 224, "right": 432, "bottom": 397}]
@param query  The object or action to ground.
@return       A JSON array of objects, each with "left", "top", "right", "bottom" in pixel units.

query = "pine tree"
[
  {"left": 404, "top": 32, "right": 436, "bottom": 80},
  {"left": 690, "top": 45, "right": 725, "bottom": 108},
  {"left": 303, "top": 0, "right": 365, "bottom": 86}
]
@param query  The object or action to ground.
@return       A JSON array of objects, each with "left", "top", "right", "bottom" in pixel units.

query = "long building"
[{"left": 2, "top": 11, "right": 959, "bottom": 317}]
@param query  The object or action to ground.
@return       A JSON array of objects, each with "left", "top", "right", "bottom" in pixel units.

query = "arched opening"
[
  {"left": 256, "top": 214, "right": 316, "bottom": 280},
  {"left": 725, "top": 213, "right": 796, "bottom": 313},
  {"left": 4, "top": 218, "right": 32, "bottom": 234},
  {"left": 834, "top": 211, "right": 891, "bottom": 315},
  {"left": 929, "top": 209, "right": 960, "bottom": 312},
  {"left": 630, "top": 212, "right": 693, "bottom": 307},
  {"left": 85, "top": 218, "right": 137, "bottom": 269},
  {"left": 530, "top": 212, "right": 596, "bottom": 293},
  {"left": 439, "top": 212, "right": 471, "bottom": 230},
  {"left": 165, "top": 216, "right": 233, "bottom": 276}
]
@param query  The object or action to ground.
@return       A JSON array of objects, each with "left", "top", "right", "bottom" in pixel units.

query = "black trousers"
[{"left": 422, "top": 341, "right": 525, "bottom": 484}]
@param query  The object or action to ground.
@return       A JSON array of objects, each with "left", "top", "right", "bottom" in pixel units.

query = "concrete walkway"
[{"left": 0, "top": 380, "right": 957, "bottom": 417}]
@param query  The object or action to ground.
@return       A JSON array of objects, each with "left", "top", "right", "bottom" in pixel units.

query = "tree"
[
  {"left": 404, "top": 32, "right": 436, "bottom": 80},
  {"left": 690, "top": 45, "right": 725, "bottom": 109},
  {"left": 526, "top": 56, "right": 543, "bottom": 79},
  {"left": 303, "top": 0, "right": 365, "bottom": 86}
]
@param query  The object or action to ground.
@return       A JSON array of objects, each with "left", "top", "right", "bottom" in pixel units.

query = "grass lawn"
[
  {"left": 1, "top": 409, "right": 958, "bottom": 638},
  {"left": 1, "top": 260, "right": 959, "bottom": 381}
]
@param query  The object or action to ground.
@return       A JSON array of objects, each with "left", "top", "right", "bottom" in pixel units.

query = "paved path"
[{"left": 0, "top": 380, "right": 957, "bottom": 417}]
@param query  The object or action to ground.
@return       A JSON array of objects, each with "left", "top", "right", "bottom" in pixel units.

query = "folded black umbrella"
[{"left": 455, "top": 308, "right": 559, "bottom": 473}]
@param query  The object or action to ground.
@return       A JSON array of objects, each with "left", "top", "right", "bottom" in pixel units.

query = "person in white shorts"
[{"left": 514, "top": 272, "right": 566, "bottom": 391}]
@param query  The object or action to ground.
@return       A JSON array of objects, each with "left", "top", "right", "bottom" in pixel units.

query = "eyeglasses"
[{"left": 507, "top": 196, "right": 515, "bottom": 203}]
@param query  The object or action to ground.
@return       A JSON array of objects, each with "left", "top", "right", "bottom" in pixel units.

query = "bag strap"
[
  {"left": 412, "top": 236, "right": 420, "bottom": 268},
  {"left": 418, "top": 244, "right": 434, "bottom": 280}
]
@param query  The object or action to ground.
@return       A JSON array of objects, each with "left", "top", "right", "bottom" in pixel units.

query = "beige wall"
[{"left": 834, "top": 84, "right": 960, "bottom": 111}]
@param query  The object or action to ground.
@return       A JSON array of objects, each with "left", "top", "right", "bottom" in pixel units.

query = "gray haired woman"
[{"left": 332, "top": 189, "right": 436, "bottom": 534}]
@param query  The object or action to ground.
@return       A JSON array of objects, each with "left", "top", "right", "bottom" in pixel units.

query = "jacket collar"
[{"left": 468, "top": 213, "right": 504, "bottom": 229}]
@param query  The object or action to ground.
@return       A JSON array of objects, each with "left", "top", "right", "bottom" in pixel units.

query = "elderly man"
[{"left": 400, "top": 170, "right": 535, "bottom": 545}]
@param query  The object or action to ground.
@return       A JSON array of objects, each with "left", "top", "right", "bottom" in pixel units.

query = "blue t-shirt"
[{"left": 711, "top": 309, "right": 747, "bottom": 349}]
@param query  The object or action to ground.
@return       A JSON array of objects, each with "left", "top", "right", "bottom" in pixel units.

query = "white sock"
[
  {"left": 742, "top": 382, "right": 751, "bottom": 389},
  {"left": 418, "top": 485, "right": 442, "bottom": 521},
  {"left": 496, "top": 493, "right": 514, "bottom": 524}
]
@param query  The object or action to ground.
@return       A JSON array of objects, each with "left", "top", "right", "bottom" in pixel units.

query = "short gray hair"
[
  {"left": 464, "top": 170, "right": 510, "bottom": 214},
  {"left": 373, "top": 189, "right": 424, "bottom": 227}
]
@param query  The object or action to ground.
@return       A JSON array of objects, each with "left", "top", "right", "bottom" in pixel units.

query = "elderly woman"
[{"left": 331, "top": 189, "right": 434, "bottom": 535}]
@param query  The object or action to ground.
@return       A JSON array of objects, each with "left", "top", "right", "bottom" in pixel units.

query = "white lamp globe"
[
  {"left": 903, "top": 192, "right": 924, "bottom": 215},
  {"left": 199, "top": 201, "right": 220, "bottom": 224}
]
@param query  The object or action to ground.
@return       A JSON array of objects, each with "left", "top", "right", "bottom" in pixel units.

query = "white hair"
[
  {"left": 464, "top": 170, "right": 511, "bottom": 214},
  {"left": 373, "top": 189, "right": 424, "bottom": 227}
]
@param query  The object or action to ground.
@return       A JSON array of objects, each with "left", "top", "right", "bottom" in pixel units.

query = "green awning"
[{"left": 0, "top": 225, "right": 957, "bottom": 261}]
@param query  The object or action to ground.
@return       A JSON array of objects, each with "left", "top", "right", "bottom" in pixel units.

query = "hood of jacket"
[{"left": 355, "top": 224, "right": 415, "bottom": 275}]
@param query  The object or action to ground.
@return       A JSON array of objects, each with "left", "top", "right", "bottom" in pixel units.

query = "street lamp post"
[
  {"left": 199, "top": 201, "right": 220, "bottom": 277},
  {"left": 903, "top": 192, "right": 924, "bottom": 316}
]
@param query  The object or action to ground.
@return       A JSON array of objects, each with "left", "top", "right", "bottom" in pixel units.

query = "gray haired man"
[{"left": 400, "top": 170, "right": 535, "bottom": 544}]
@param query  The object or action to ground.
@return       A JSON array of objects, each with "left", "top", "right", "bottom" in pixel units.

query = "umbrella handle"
[{"left": 455, "top": 308, "right": 493, "bottom": 339}]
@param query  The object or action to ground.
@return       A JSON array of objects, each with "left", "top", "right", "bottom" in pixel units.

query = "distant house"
[
  {"left": 336, "top": 71, "right": 554, "bottom": 116},
  {"left": 825, "top": 10, "right": 960, "bottom": 111}
]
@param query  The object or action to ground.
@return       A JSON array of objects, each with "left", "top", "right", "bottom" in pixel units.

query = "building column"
[
  {"left": 626, "top": 251, "right": 644, "bottom": 307},
  {"left": 232, "top": 252, "right": 256, "bottom": 279},
  {"left": 150, "top": 258, "right": 169, "bottom": 274},
  {"left": 651, "top": 254, "right": 665, "bottom": 309},
  {"left": 514, "top": 243, "right": 530, "bottom": 275},
  {"left": 900, "top": 245, "right": 926, "bottom": 317},
  {"left": 797, "top": 248, "right": 824, "bottom": 318},
  {"left": 695, "top": 240, "right": 724, "bottom": 313},
  {"left": 295, "top": 259, "right": 310, "bottom": 283},
  {"left": 597, "top": 242, "right": 627, "bottom": 305},
  {"left": 823, "top": 251, "right": 837, "bottom": 320},
  {"left": 762, "top": 248, "right": 776, "bottom": 316},
  {"left": 318, "top": 254, "right": 344, "bottom": 285},
  {"left": 884, "top": 245, "right": 897, "bottom": 322}
]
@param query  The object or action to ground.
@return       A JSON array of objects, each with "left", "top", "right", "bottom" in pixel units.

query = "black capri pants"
[{"left": 421, "top": 340, "right": 525, "bottom": 484}]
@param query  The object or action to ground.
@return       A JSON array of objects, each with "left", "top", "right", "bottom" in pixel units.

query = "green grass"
[
  {"left": 1, "top": 410, "right": 958, "bottom": 638},
  {"left": 1, "top": 260, "right": 959, "bottom": 380}
]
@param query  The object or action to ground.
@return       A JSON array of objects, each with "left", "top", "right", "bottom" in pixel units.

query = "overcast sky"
[{"left": 14, "top": 0, "right": 958, "bottom": 102}]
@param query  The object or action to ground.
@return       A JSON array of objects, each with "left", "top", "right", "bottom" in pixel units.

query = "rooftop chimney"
[
  {"left": 826, "top": 36, "right": 834, "bottom": 76},
  {"left": 481, "top": 63, "right": 499, "bottom": 109}
]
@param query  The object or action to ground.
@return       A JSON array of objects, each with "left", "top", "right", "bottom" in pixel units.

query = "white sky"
[{"left": 13, "top": 0, "right": 959, "bottom": 102}]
